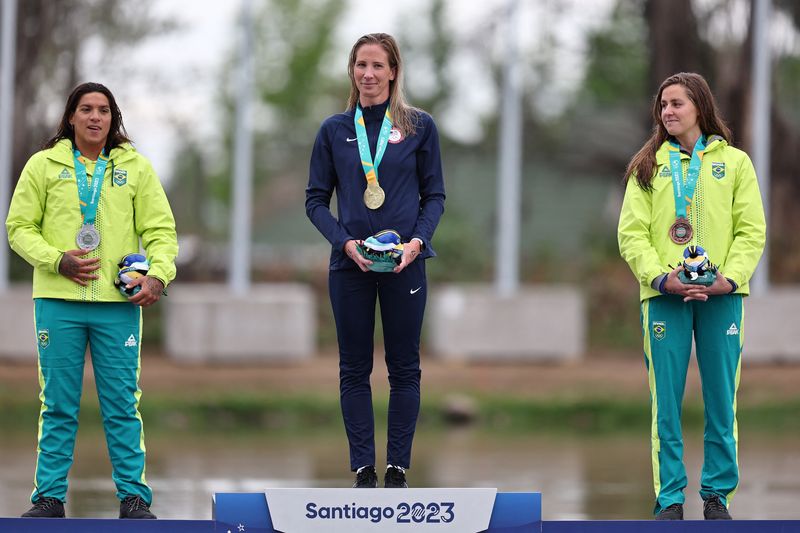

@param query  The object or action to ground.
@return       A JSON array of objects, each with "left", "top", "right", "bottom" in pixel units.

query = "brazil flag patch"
[
  {"left": 37, "top": 329, "right": 50, "bottom": 349},
  {"left": 712, "top": 162, "right": 725, "bottom": 179},
  {"left": 113, "top": 168, "right": 128, "bottom": 186},
  {"left": 653, "top": 321, "right": 666, "bottom": 341}
]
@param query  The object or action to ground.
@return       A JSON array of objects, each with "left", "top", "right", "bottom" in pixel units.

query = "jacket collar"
[
  {"left": 656, "top": 134, "right": 727, "bottom": 165},
  {"left": 46, "top": 138, "right": 137, "bottom": 167},
  {"left": 358, "top": 98, "right": 390, "bottom": 122}
]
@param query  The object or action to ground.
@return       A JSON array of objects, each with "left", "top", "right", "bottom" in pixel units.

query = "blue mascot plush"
[
  {"left": 356, "top": 230, "right": 404, "bottom": 273},
  {"left": 678, "top": 245, "right": 717, "bottom": 286},
  {"left": 115, "top": 253, "right": 150, "bottom": 296}
]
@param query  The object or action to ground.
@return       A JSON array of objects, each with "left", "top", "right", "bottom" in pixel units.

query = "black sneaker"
[
  {"left": 655, "top": 503, "right": 683, "bottom": 520},
  {"left": 703, "top": 496, "right": 732, "bottom": 520},
  {"left": 120, "top": 495, "right": 157, "bottom": 519},
  {"left": 353, "top": 465, "right": 378, "bottom": 488},
  {"left": 21, "top": 497, "right": 65, "bottom": 518},
  {"left": 384, "top": 465, "right": 408, "bottom": 488}
]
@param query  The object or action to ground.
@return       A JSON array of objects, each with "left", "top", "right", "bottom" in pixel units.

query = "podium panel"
[
  {"left": 542, "top": 521, "right": 800, "bottom": 532},
  {"left": 2, "top": 492, "right": 797, "bottom": 531},
  {"left": 214, "top": 490, "right": 542, "bottom": 533}
]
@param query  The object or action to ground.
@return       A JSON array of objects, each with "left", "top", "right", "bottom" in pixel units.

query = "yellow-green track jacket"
[
  {"left": 6, "top": 139, "right": 177, "bottom": 301},
  {"left": 618, "top": 137, "right": 766, "bottom": 301}
]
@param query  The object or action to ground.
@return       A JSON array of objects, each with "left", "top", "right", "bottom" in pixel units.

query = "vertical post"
[
  {"left": 0, "top": 0, "right": 19, "bottom": 292},
  {"left": 495, "top": 0, "right": 522, "bottom": 298},
  {"left": 750, "top": 0, "right": 771, "bottom": 292},
  {"left": 229, "top": 0, "right": 255, "bottom": 295}
]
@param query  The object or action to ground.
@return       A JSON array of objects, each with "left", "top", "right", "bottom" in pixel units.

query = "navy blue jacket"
[{"left": 306, "top": 100, "right": 446, "bottom": 270}]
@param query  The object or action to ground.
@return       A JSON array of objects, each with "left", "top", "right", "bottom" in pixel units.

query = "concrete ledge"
[
  {"left": 428, "top": 284, "right": 586, "bottom": 362},
  {"left": 164, "top": 283, "right": 316, "bottom": 363},
  {"left": 0, "top": 285, "right": 34, "bottom": 360},
  {"left": 744, "top": 289, "right": 800, "bottom": 362}
]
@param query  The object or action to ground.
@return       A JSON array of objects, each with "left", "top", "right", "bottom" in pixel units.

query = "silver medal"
[{"left": 76, "top": 224, "right": 100, "bottom": 250}]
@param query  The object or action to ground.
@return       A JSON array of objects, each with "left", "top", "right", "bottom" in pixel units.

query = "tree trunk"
[{"left": 644, "top": 0, "right": 711, "bottom": 88}]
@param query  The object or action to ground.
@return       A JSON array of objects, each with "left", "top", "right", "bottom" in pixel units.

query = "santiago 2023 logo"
[{"left": 305, "top": 500, "right": 455, "bottom": 524}]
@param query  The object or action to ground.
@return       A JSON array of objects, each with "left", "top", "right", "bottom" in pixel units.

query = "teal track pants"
[
  {"left": 32, "top": 298, "right": 151, "bottom": 504},
  {"left": 641, "top": 294, "right": 743, "bottom": 515}
]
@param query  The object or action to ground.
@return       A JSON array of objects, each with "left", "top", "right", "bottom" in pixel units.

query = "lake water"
[{"left": 1, "top": 428, "right": 798, "bottom": 521}]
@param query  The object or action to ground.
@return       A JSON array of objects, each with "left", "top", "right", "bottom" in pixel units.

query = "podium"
[
  {"left": 2, "top": 490, "right": 799, "bottom": 531},
  {"left": 214, "top": 490, "right": 541, "bottom": 532}
]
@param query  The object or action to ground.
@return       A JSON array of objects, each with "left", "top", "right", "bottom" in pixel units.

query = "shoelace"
[
  {"left": 385, "top": 467, "right": 406, "bottom": 485},
  {"left": 355, "top": 467, "right": 376, "bottom": 486},
  {"left": 32, "top": 497, "right": 60, "bottom": 510},
  {"left": 123, "top": 496, "right": 148, "bottom": 512},
  {"left": 705, "top": 497, "right": 726, "bottom": 513}
]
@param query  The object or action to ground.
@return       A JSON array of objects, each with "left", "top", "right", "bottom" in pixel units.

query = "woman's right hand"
[
  {"left": 58, "top": 249, "right": 101, "bottom": 286},
  {"left": 344, "top": 239, "right": 373, "bottom": 272}
]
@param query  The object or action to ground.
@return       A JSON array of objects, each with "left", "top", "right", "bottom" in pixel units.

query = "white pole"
[
  {"left": 495, "top": 0, "right": 522, "bottom": 297},
  {"left": 0, "top": 0, "right": 19, "bottom": 292},
  {"left": 750, "top": 0, "right": 771, "bottom": 293},
  {"left": 229, "top": 0, "right": 255, "bottom": 295}
]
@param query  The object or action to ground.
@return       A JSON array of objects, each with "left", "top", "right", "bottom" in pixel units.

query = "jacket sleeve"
[
  {"left": 305, "top": 122, "right": 354, "bottom": 251},
  {"left": 5, "top": 154, "right": 64, "bottom": 274},
  {"left": 134, "top": 159, "right": 178, "bottom": 286},
  {"left": 617, "top": 177, "right": 667, "bottom": 288},
  {"left": 723, "top": 153, "right": 766, "bottom": 287},
  {"left": 411, "top": 114, "right": 446, "bottom": 249}
]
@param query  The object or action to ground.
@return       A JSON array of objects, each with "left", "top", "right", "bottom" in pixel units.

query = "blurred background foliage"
[{"left": 6, "top": 0, "right": 800, "bottom": 350}]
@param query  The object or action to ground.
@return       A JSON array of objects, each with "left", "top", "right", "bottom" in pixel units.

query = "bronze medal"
[
  {"left": 669, "top": 217, "right": 693, "bottom": 245},
  {"left": 364, "top": 183, "right": 385, "bottom": 209}
]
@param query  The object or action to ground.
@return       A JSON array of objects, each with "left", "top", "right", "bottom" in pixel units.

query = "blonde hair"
[{"left": 346, "top": 33, "right": 420, "bottom": 136}]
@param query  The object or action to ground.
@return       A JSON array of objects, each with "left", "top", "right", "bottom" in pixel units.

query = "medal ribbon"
[
  {"left": 73, "top": 148, "right": 108, "bottom": 225},
  {"left": 354, "top": 103, "right": 393, "bottom": 187},
  {"left": 668, "top": 135, "right": 706, "bottom": 219}
]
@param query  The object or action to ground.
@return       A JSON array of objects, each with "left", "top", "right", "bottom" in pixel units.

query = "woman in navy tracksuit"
[{"left": 306, "top": 33, "right": 445, "bottom": 489}]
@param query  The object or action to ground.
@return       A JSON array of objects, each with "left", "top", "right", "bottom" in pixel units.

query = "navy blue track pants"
[{"left": 329, "top": 259, "right": 426, "bottom": 471}]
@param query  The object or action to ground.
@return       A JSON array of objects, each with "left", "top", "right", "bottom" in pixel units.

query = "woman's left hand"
[
  {"left": 394, "top": 240, "right": 422, "bottom": 273},
  {"left": 128, "top": 276, "right": 165, "bottom": 307},
  {"left": 681, "top": 271, "right": 734, "bottom": 302}
]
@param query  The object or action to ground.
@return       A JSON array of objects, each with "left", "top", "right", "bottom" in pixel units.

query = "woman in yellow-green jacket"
[
  {"left": 618, "top": 73, "right": 765, "bottom": 521},
  {"left": 6, "top": 82, "right": 177, "bottom": 519}
]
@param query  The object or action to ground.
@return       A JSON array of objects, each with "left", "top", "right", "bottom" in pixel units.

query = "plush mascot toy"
[
  {"left": 356, "top": 230, "right": 405, "bottom": 273},
  {"left": 115, "top": 253, "right": 150, "bottom": 296},
  {"left": 678, "top": 245, "right": 717, "bottom": 286}
]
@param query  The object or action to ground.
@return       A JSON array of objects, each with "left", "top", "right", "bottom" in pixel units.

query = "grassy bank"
[{"left": 2, "top": 391, "right": 798, "bottom": 435}]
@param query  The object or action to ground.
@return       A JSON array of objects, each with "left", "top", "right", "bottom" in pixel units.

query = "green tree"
[
  {"left": 8, "top": 0, "right": 169, "bottom": 187},
  {"left": 169, "top": 0, "right": 346, "bottom": 258}
]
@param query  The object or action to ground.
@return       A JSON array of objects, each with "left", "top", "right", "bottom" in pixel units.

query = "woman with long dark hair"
[
  {"left": 618, "top": 72, "right": 765, "bottom": 520},
  {"left": 6, "top": 82, "right": 178, "bottom": 519}
]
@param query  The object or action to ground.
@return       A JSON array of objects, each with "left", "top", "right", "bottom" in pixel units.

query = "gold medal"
[
  {"left": 364, "top": 183, "right": 385, "bottom": 209},
  {"left": 669, "top": 217, "right": 693, "bottom": 244}
]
